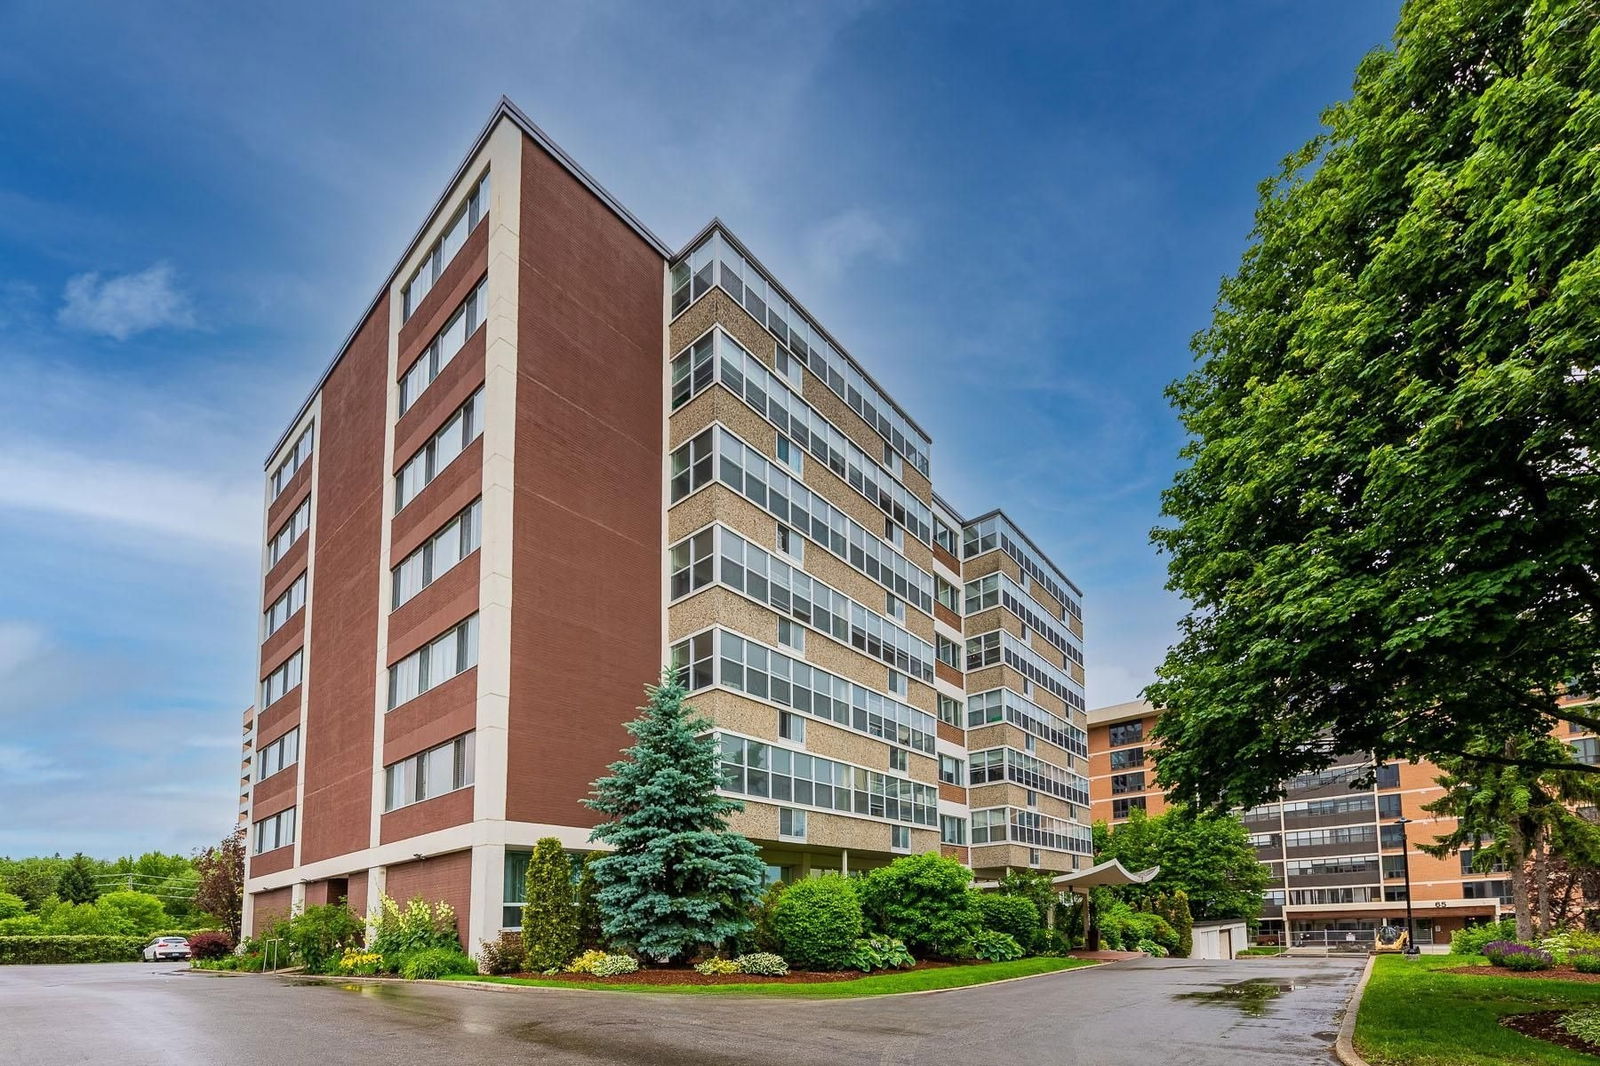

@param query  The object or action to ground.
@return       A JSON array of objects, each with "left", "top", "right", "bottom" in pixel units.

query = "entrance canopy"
[{"left": 1049, "top": 858, "right": 1161, "bottom": 889}]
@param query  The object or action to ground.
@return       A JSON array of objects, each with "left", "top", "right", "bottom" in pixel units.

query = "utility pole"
[{"left": 1394, "top": 817, "right": 1419, "bottom": 954}]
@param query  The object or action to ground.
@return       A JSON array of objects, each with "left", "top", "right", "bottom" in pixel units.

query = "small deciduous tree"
[
  {"left": 521, "top": 838, "right": 579, "bottom": 971},
  {"left": 1094, "top": 807, "right": 1268, "bottom": 922},
  {"left": 585, "top": 668, "right": 765, "bottom": 962},
  {"left": 194, "top": 830, "right": 246, "bottom": 939}
]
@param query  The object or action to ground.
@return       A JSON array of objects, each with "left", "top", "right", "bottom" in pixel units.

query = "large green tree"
[
  {"left": 1094, "top": 807, "right": 1270, "bottom": 922},
  {"left": 584, "top": 668, "right": 765, "bottom": 963},
  {"left": 1148, "top": 0, "right": 1600, "bottom": 809},
  {"left": 193, "top": 831, "right": 245, "bottom": 938},
  {"left": 1420, "top": 731, "right": 1600, "bottom": 938}
]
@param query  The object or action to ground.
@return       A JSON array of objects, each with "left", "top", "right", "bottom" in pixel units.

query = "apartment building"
[
  {"left": 1088, "top": 699, "right": 1529, "bottom": 946},
  {"left": 243, "top": 98, "right": 1091, "bottom": 952},
  {"left": 238, "top": 706, "right": 255, "bottom": 827}
]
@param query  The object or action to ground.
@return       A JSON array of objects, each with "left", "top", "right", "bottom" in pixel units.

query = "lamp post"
[{"left": 1393, "top": 817, "right": 1419, "bottom": 954}]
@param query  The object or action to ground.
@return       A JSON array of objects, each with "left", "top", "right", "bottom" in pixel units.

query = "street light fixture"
[{"left": 1393, "top": 817, "right": 1420, "bottom": 955}]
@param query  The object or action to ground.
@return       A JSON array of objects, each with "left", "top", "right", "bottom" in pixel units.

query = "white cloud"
[
  {"left": 58, "top": 262, "right": 195, "bottom": 340},
  {"left": 803, "top": 208, "right": 906, "bottom": 282},
  {"left": 0, "top": 444, "right": 258, "bottom": 550},
  {"left": 0, "top": 620, "right": 48, "bottom": 681},
  {"left": 0, "top": 743, "right": 81, "bottom": 784}
]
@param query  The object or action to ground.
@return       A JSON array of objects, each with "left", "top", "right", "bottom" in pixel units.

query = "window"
[
  {"left": 937, "top": 695, "right": 963, "bottom": 727},
  {"left": 933, "top": 518, "right": 957, "bottom": 555},
  {"left": 890, "top": 825, "right": 911, "bottom": 851},
  {"left": 778, "top": 711, "right": 806, "bottom": 743},
  {"left": 269, "top": 426, "right": 314, "bottom": 499},
  {"left": 669, "top": 528, "right": 715, "bottom": 601},
  {"left": 968, "top": 806, "right": 1093, "bottom": 854},
  {"left": 1109, "top": 746, "right": 1144, "bottom": 770},
  {"left": 777, "top": 618, "right": 805, "bottom": 652},
  {"left": 1111, "top": 796, "right": 1146, "bottom": 820},
  {"left": 885, "top": 594, "right": 905, "bottom": 622},
  {"left": 1383, "top": 855, "right": 1408, "bottom": 879},
  {"left": 668, "top": 326, "right": 934, "bottom": 541},
  {"left": 256, "top": 727, "right": 299, "bottom": 781},
  {"left": 1463, "top": 879, "right": 1513, "bottom": 902},
  {"left": 888, "top": 748, "right": 908, "bottom": 772},
  {"left": 887, "top": 670, "right": 907, "bottom": 697},
  {"left": 966, "top": 688, "right": 1088, "bottom": 757},
  {"left": 1029, "top": 848, "right": 1041, "bottom": 866},
  {"left": 1379, "top": 824, "right": 1406, "bottom": 849},
  {"left": 252, "top": 808, "right": 295, "bottom": 854},
  {"left": 384, "top": 733, "right": 475, "bottom": 811},
  {"left": 968, "top": 747, "right": 1089, "bottom": 805},
  {"left": 502, "top": 851, "right": 529, "bottom": 928},
  {"left": 1572, "top": 738, "right": 1600, "bottom": 765},
  {"left": 402, "top": 170, "right": 490, "bottom": 320},
  {"left": 961, "top": 514, "right": 1081, "bottom": 621},
  {"left": 936, "top": 636, "right": 961, "bottom": 670},
  {"left": 939, "top": 755, "right": 964, "bottom": 785},
  {"left": 264, "top": 573, "right": 307, "bottom": 636},
  {"left": 392, "top": 499, "right": 483, "bottom": 608},
  {"left": 398, "top": 277, "right": 489, "bottom": 414},
  {"left": 884, "top": 519, "right": 904, "bottom": 550},
  {"left": 675, "top": 630, "right": 937, "bottom": 753},
  {"left": 1383, "top": 887, "right": 1409, "bottom": 902},
  {"left": 669, "top": 426, "right": 935, "bottom": 611},
  {"left": 670, "top": 232, "right": 933, "bottom": 477},
  {"left": 691, "top": 525, "right": 935, "bottom": 680},
  {"left": 1377, "top": 794, "right": 1402, "bottom": 819},
  {"left": 267, "top": 500, "right": 311, "bottom": 566},
  {"left": 775, "top": 434, "right": 802, "bottom": 473},
  {"left": 394, "top": 388, "right": 485, "bottom": 512},
  {"left": 966, "top": 629, "right": 1085, "bottom": 711},
  {"left": 1459, "top": 850, "right": 1508, "bottom": 875},
  {"left": 1024, "top": 734, "right": 1036, "bottom": 753},
  {"left": 776, "top": 524, "right": 802, "bottom": 562},
  {"left": 940, "top": 815, "right": 966, "bottom": 844},
  {"left": 1375, "top": 763, "right": 1400, "bottom": 789},
  {"left": 715, "top": 732, "right": 937, "bottom": 827},
  {"left": 388, "top": 614, "right": 479, "bottom": 709},
  {"left": 1285, "top": 825, "right": 1378, "bottom": 848},
  {"left": 1289, "top": 887, "right": 1377, "bottom": 905},
  {"left": 1107, "top": 720, "right": 1144, "bottom": 747},
  {"left": 780, "top": 807, "right": 807, "bottom": 840},
  {"left": 1110, "top": 772, "right": 1145, "bottom": 795},
  {"left": 936, "top": 577, "right": 959, "bottom": 613},
  {"left": 261, "top": 651, "right": 303, "bottom": 707},
  {"left": 1285, "top": 856, "right": 1379, "bottom": 877}
]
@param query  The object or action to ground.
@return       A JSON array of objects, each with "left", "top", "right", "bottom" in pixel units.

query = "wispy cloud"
[
  {"left": 0, "top": 743, "right": 81, "bottom": 784},
  {"left": 58, "top": 262, "right": 195, "bottom": 340},
  {"left": 803, "top": 208, "right": 906, "bottom": 282},
  {"left": 0, "top": 445, "right": 257, "bottom": 550}
]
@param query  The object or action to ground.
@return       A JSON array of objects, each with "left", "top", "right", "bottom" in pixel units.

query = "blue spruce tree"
[{"left": 585, "top": 667, "right": 764, "bottom": 962}]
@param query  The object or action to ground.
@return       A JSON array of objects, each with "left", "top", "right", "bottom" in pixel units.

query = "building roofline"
[
  {"left": 1087, "top": 699, "right": 1156, "bottom": 727},
  {"left": 962, "top": 506, "right": 1083, "bottom": 599},
  {"left": 673, "top": 218, "right": 934, "bottom": 449},
  {"left": 266, "top": 96, "right": 672, "bottom": 464},
  {"left": 931, "top": 491, "right": 966, "bottom": 523}
]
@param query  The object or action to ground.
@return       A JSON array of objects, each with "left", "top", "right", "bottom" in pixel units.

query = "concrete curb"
[
  {"left": 1334, "top": 954, "right": 1377, "bottom": 1066},
  {"left": 282, "top": 958, "right": 1113, "bottom": 1002}
]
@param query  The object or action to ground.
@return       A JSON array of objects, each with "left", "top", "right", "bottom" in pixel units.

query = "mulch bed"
[
  {"left": 1502, "top": 1010, "right": 1600, "bottom": 1056},
  {"left": 1443, "top": 965, "right": 1600, "bottom": 983},
  {"left": 499, "top": 961, "right": 960, "bottom": 986}
]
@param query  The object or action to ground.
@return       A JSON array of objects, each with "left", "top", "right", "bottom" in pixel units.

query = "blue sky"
[{"left": 0, "top": 2, "right": 1402, "bottom": 857}]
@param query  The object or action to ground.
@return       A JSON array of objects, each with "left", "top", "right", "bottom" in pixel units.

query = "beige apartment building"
[{"left": 242, "top": 97, "right": 1092, "bottom": 953}]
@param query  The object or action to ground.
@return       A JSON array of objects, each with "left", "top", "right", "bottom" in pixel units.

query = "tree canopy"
[
  {"left": 1148, "top": 0, "right": 1600, "bottom": 808},
  {"left": 1094, "top": 807, "right": 1270, "bottom": 922}
]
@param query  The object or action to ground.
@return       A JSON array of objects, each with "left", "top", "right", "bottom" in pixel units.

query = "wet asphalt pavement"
[{"left": 0, "top": 956, "right": 1363, "bottom": 1065}]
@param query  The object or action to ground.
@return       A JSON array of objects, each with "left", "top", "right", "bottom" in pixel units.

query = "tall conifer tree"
[{"left": 585, "top": 668, "right": 764, "bottom": 962}]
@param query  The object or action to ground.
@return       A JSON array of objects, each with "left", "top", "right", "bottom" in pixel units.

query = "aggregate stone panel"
[
  {"left": 668, "top": 382, "right": 773, "bottom": 453},
  {"left": 669, "top": 289, "right": 773, "bottom": 369},
  {"left": 966, "top": 783, "right": 1014, "bottom": 810},
  {"left": 964, "top": 665, "right": 1008, "bottom": 693}
]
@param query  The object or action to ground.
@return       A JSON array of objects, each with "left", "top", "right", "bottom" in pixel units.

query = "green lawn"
[
  {"left": 1355, "top": 955, "right": 1600, "bottom": 1065},
  {"left": 440, "top": 956, "right": 1093, "bottom": 997}
]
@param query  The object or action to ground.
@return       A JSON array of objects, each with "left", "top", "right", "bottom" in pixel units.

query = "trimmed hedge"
[
  {"left": 771, "top": 874, "right": 863, "bottom": 971},
  {"left": 0, "top": 935, "right": 145, "bottom": 964}
]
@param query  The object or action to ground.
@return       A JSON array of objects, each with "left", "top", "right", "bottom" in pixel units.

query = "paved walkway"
[{"left": 0, "top": 956, "right": 1364, "bottom": 1065}]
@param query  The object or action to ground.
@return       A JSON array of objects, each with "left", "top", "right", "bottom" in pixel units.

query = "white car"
[{"left": 142, "top": 936, "right": 191, "bottom": 962}]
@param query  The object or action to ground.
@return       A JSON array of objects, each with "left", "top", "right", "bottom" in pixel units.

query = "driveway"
[{"left": 0, "top": 956, "right": 1363, "bottom": 1065}]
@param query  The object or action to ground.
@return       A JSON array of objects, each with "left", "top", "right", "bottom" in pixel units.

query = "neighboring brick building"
[
  {"left": 1084, "top": 699, "right": 1596, "bottom": 946},
  {"left": 243, "top": 98, "right": 1091, "bottom": 952}
]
